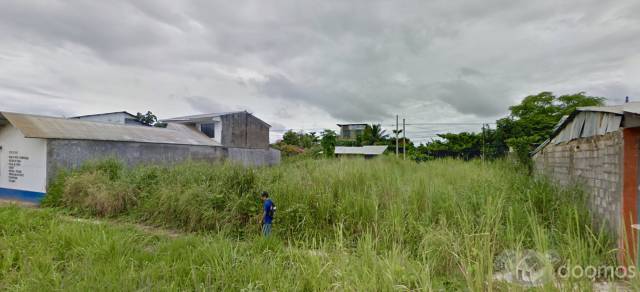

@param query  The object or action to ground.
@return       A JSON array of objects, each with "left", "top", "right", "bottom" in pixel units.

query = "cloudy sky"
[{"left": 1, "top": 1, "right": 638, "bottom": 142}]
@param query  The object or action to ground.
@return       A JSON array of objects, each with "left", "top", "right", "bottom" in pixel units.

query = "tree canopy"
[{"left": 413, "top": 91, "right": 605, "bottom": 162}]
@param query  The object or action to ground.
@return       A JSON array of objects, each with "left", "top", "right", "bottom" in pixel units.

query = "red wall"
[{"left": 621, "top": 128, "right": 640, "bottom": 264}]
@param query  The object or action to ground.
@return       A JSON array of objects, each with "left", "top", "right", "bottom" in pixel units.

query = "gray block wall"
[
  {"left": 227, "top": 147, "right": 281, "bottom": 167},
  {"left": 46, "top": 139, "right": 227, "bottom": 180},
  {"left": 533, "top": 131, "right": 623, "bottom": 235},
  {"left": 220, "top": 112, "right": 270, "bottom": 149},
  {"left": 46, "top": 139, "right": 281, "bottom": 184}
]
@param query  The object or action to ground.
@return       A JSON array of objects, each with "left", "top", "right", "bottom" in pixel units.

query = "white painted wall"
[
  {"left": 0, "top": 124, "right": 48, "bottom": 195},
  {"left": 214, "top": 122, "right": 222, "bottom": 144}
]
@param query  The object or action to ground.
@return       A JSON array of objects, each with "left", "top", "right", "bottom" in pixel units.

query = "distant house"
[
  {"left": 335, "top": 145, "right": 387, "bottom": 159},
  {"left": 0, "top": 110, "right": 280, "bottom": 204},
  {"left": 532, "top": 102, "right": 640, "bottom": 264},
  {"left": 71, "top": 111, "right": 143, "bottom": 126},
  {"left": 338, "top": 123, "right": 368, "bottom": 140}
]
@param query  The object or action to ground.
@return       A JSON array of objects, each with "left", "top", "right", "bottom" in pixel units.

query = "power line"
[
  {"left": 382, "top": 122, "right": 496, "bottom": 126},
  {"left": 270, "top": 122, "right": 496, "bottom": 132}
]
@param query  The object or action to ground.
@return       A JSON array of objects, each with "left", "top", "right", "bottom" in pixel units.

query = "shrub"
[
  {"left": 62, "top": 172, "right": 135, "bottom": 217},
  {"left": 40, "top": 170, "right": 69, "bottom": 207}
]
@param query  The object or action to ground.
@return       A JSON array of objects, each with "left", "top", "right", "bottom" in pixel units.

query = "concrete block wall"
[
  {"left": 46, "top": 139, "right": 227, "bottom": 181},
  {"left": 533, "top": 131, "right": 623, "bottom": 235},
  {"left": 227, "top": 147, "right": 281, "bottom": 167},
  {"left": 46, "top": 139, "right": 281, "bottom": 184},
  {"left": 220, "top": 112, "right": 270, "bottom": 149}
]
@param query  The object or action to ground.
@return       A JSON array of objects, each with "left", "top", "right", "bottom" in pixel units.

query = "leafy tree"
[
  {"left": 135, "top": 111, "right": 159, "bottom": 126},
  {"left": 300, "top": 132, "right": 320, "bottom": 148},
  {"left": 411, "top": 91, "right": 603, "bottom": 163},
  {"left": 320, "top": 129, "right": 337, "bottom": 157},
  {"left": 496, "top": 91, "right": 605, "bottom": 168},
  {"left": 307, "top": 132, "right": 320, "bottom": 143},
  {"left": 417, "top": 132, "right": 481, "bottom": 160},
  {"left": 135, "top": 111, "right": 167, "bottom": 127},
  {"left": 282, "top": 130, "right": 301, "bottom": 146},
  {"left": 498, "top": 92, "right": 604, "bottom": 146}
]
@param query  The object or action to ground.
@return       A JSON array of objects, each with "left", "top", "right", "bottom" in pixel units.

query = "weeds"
[{"left": 3, "top": 158, "right": 618, "bottom": 290}]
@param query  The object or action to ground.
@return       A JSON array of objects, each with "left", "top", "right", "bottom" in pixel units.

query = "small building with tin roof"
[{"left": 335, "top": 145, "right": 388, "bottom": 159}]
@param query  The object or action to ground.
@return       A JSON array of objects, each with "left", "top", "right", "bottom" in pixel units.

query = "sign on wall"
[{"left": 0, "top": 125, "right": 47, "bottom": 202}]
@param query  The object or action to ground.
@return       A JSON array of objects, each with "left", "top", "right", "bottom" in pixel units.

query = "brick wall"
[{"left": 533, "top": 131, "right": 623, "bottom": 235}]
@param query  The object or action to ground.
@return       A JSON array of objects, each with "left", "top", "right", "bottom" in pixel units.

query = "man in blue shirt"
[{"left": 260, "top": 191, "right": 274, "bottom": 237}]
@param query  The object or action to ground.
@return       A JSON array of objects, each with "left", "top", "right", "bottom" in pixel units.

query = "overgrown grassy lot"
[{"left": 0, "top": 158, "right": 625, "bottom": 290}]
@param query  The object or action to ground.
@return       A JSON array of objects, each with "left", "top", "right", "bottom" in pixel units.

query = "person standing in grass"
[{"left": 260, "top": 191, "right": 275, "bottom": 237}]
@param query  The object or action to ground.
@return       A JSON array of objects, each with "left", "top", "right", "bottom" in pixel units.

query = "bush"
[
  {"left": 39, "top": 170, "right": 69, "bottom": 207},
  {"left": 62, "top": 172, "right": 135, "bottom": 217}
]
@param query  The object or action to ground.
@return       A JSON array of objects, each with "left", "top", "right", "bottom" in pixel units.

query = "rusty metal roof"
[
  {"left": 532, "top": 102, "right": 640, "bottom": 155},
  {"left": 577, "top": 102, "right": 640, "bottom": 115},
  {"left": 0, "top": 112, "right": 221, "bottom": 146}
]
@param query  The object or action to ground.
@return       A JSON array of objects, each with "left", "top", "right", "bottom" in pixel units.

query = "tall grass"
[{"left": 3, "top": 157, "right": 617, "bottom": 290}]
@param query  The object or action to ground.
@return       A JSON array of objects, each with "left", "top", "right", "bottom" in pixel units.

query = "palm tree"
[
  {"left": 370, "top": 124, "right": 388, "bottom": 141},
  {"left": 361, "top": 124, "right": 389, "bottom": 145}
]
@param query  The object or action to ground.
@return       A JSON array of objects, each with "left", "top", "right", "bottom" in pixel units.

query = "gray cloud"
[
  {"left": 0, "top": 0, "right": 639, "bottom": 141},
  {"left": 184, "top": 96, "right": 237, "bottom": 114},
  {"left": 435, "top": 79, "right": 508, "bottom": 116}
]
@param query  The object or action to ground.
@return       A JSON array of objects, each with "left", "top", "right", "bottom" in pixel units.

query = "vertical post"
[
  {"left": 402, "top": 118, "right": 406, "bottom": 160},
  {"left": 395, "top": 115, "right": 399, "bottom": 157},
  {"left": 621, "top": 128, "right": 640, "bottom": 265},
  {"left": 481, "top": 123, "right": 486, "bottom": 164}
]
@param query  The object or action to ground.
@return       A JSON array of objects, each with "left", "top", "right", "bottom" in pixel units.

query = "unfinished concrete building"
[
  {"left": 163, "top": 111, "right": 270, "bottom": 149},
  {"left": 0, "top": 111, "right": 280, "bottom": 203},
  {"left": 532, "top": 102, "right": 640, "bottom": 263}
]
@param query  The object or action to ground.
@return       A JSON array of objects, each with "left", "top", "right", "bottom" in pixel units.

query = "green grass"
[{"left": 0, "top": 158, "right": 624, "bottom": 290}]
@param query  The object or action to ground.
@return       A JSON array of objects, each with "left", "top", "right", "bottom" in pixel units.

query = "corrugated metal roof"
[
  {"left": 532, "top": 102, "right": 639, "bottom": 155},
  {"left": 335, "top": 145, "right": 388, "bottom": 155},
  {"left": 577, "top": 102, "right": 640, "bottom": 115},
  {"left": 1, "top": 112, "right": 221, "bottom": 146}
]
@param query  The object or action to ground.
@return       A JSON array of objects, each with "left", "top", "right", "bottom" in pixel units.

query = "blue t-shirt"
[{"left": 263, "top": 199, "right": 273, "bottom": 224}]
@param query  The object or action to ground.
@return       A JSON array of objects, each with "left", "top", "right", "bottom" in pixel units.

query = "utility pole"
[
  {"left": 481, "top": 123, "right": 486, "bottom": 164},
  {"left": 402, "top": 118, "right": 406, "bottom": 160},
  {"left": 395, "top": 115, "right": 399, "bottom": 157}
]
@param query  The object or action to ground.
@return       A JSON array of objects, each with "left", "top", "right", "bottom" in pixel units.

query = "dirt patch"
[
  {"left": 55, "top": 215, "right": 184, "bottom": 239},
  {"left": 0, "top": 199, "right": 38, "bottom": 208}
]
